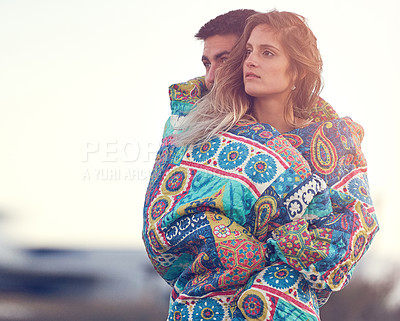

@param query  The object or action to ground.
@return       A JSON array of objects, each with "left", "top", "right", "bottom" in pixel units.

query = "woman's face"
[{"left": 243, "top": 24, "right": 294, "bottom": 101}]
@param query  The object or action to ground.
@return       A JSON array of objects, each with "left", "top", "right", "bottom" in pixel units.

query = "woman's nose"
[{"left": 245, "top": 53, "right": 256, "bottom": 67}]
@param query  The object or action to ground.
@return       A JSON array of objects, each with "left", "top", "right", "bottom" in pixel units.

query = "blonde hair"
[{"left": 175, "top": 10, "right": 323, "bottom": 146}]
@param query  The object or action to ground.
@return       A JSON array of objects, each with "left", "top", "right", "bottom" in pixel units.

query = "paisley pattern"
[
  {"left": 310, "top": 122, "right": 338, "bottom": 175},
  {"left": 143, "top": 77, "right": 378, "bottom": 321},
  {"left": 253, "top": 195, "right": 278, "bottom": 241}
]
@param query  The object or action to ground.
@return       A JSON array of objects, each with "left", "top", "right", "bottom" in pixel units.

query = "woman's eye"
[
  {"left": 245, "top": 49, "right": 252, "bottom": 56},
  {"left": 263, "top": 51, "right": 273, "bottom": 56}
]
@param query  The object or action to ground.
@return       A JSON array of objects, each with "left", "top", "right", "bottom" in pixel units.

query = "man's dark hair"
[{"left": 195, "top": 9, "right": 258, "bottom": 40}]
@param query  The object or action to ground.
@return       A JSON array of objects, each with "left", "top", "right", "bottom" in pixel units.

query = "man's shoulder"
[
  {"left": 168, "top": 76, "right": 207, "bottom": 104},
  {"left": 162, "top": 76, "right": 207, "bottom": 138}
]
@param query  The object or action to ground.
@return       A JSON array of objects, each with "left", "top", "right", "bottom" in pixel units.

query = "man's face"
[{"left": 202, "top": 34, "right": 239, "bottom": 90}]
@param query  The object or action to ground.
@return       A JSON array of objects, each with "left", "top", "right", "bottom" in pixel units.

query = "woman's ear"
[
  {"left": 298, "top": 70, "right": 306, "bottom": 81},
  {"left": 292, "top": 66, "right": 306, "bottom": 84}
]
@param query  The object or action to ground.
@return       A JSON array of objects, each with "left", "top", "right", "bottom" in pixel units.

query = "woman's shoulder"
[
  {"left": 309, "top": 117, "right": 364, "bottom": 142},
  {"left": 307, "top": 97, "right": 364, "bottom": 141},
  {"left": 309, "top": 96, "right": 339, "bottom": 122}
]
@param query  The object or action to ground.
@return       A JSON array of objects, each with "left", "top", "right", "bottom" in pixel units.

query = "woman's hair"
[{"left": 176, "top": 10, "right": 323, "bottom": 146}]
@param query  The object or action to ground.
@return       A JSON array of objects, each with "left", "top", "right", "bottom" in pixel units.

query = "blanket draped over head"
[{"left": 143, "top": 77, "right": 378, "bottom": 321}]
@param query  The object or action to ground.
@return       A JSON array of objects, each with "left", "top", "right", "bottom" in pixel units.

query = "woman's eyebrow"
[{"left": 246, "top": 42, "right": 280, "bottom": 52}]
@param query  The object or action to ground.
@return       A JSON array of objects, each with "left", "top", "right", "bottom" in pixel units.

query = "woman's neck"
[{"left": 252, "top": 97, "right": 295, "bottom": 133}]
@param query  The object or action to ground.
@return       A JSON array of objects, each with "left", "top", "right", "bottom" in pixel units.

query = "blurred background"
[{"left": 1, "top": 0, "right": 399, "bottom": 320}]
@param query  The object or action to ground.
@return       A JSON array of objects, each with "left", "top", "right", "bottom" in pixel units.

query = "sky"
[{"left": 1, "top": 0, "right": 399, "bottom": 270}]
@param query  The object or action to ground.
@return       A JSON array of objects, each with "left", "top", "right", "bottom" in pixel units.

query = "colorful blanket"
[{"left": 143, "top": 77, "right": 378, "bottom": 321}]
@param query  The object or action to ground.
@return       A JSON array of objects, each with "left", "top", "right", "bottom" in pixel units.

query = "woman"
[{"left": 143, "top": 11, "right": 378, "bottom": 321}]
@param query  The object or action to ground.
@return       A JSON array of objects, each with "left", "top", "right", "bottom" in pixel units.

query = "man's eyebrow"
[
  {"left": 202, "top": 51, "right": 231, "bottom": 62},
  {"left": 215, "top": 51, "right": 231, "bottom": 60}
]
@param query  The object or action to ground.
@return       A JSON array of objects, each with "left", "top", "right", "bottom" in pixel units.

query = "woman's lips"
[{"left": 245, "top": 72, "right": 260, "bottom": 79}]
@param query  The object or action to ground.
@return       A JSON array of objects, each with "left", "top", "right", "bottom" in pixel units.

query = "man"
[{"left": 163, "top": 9, "right": 258, "bottom": 139}]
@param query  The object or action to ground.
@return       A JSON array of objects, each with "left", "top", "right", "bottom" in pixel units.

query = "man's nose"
[{"left": 205, "top": 64, "right": 217, "bottom": 90}]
